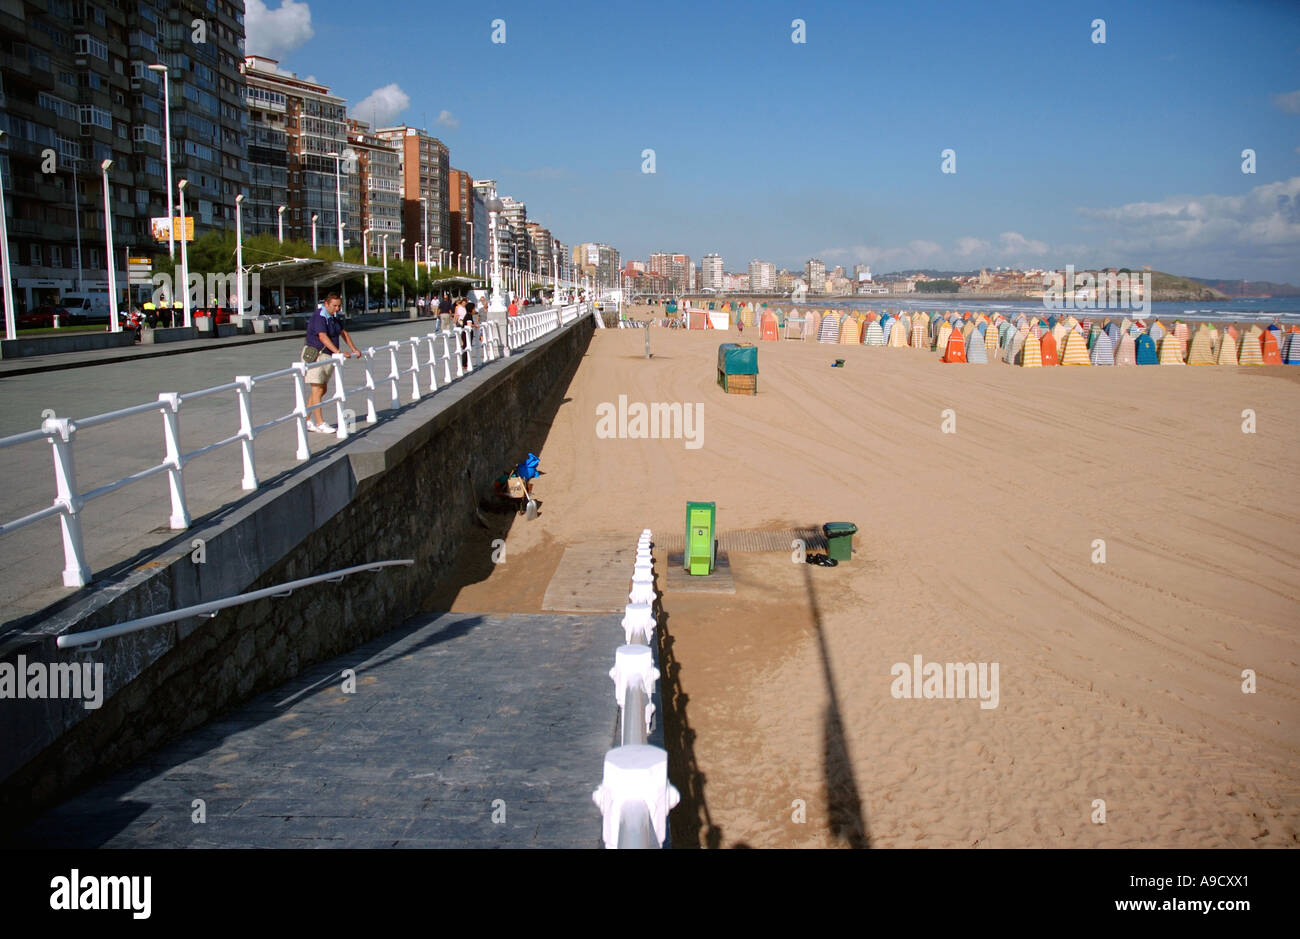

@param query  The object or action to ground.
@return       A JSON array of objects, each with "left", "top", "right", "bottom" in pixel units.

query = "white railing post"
[
  {"left": 360, "top": 349, "right": 378, "bottom": 425},
  {"left": 291, "top": 362, "right": 311, "bottom": 460},
  {"left": 424, "top": 334, "right": 440, "bottom": 391},
  {"left": 158, "top": 392, "right": 191, "bottom": 529},
  {"left": 235, "top": 375, "right": 258, "bottom": 490},
  {"left": 441, "top": 332, "right": 453, "bottom": 384},
  {"left": 331, "top": 355, "right": 350, "bottom": 439},
  {"left": 593, "top": 745, "right": 679, "bottom": 849},
  {"left": 407, "top": 337, "right": 423, "bottom": 400},
  {"left": 611, "top": 644, "right": 659, "bottom": 747},
  {"left": 386, "top": 340, "right": 401, "bottom": 410},
  {"left": 45, "top": 417, "right": 91, "bottom": 587},
  {"left": 456, "top": 325, "right": 467, "bottom": 376}
]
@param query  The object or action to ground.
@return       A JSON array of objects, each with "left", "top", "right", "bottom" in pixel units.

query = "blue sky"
[{"left": 249, "top": 0, "right": 1300, "bottom": 281}]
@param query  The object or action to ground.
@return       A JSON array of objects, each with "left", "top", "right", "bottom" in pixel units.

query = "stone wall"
[
  {"left": 0, "top": 316, "right": 593, "bottom": 831},
  {"left": 0, "top": 330, "right": 137, "bottom": 359}
]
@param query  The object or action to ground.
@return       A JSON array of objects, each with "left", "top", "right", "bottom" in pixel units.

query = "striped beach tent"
[
  {"left": 1216, "top": 330, "right": 1238, "bottom": 366},
  {"left": 1113, "top": 331, "right": 1137, "bottom": 365},
  {"left": 966, "top": 330, "right": 988, "bottom": 363},
  {"left": 838, "top": 315, "right": 861, "bottom": 344},
  {"left": 1018, "top": 332, "right": 1042, "bottom": 367},
  {"left": 818, "top": 311, "right": 840, "bottom": 343},
  {"left": 1040, "top": 330, "right": 1060, "bottom": 366},
  {"left": 1135, "top": 333, "right": 1158, "bottom": 365},
  {"left": 1172, "top": 321, "right": 1190, "bottom": 359},
  {"left": 1148, "top": 320, "right": 1166, "bottom": 344},
  {"left": 1187, "top": 325, "right": 1216, "bottom": 364},
  {"left": 935, "top": 320, "right": 954, "bottom": 351},
  {"left": 1105, "top": 321, "right": 1121, "bottom": 349},
  {"left": 863, "top": 320, "right": 885, "bottom": 345},
  {"left": 1238, "top": 325, "right": 1263, "bottom": 364},
  {"left": 1030, "top": 320, "right": 1044, "bottom": 339},
  {"left": 1050, "top": 321, "right": 1069, "bottom": 349},
  {"left": 1090, "top": 330, "right": 1115, "bottom": 365},
  {"left": 1005, "top": 327, "right": 1028, "bottom": 364},
  {"left": 1157, "top": 333, "right": 1184, "bottom": 365},
  {"left": 983, "top": 323, "right": 999, "bottom": 356},
  {"left": 760, "top": 311, "right": 779, "bottom": 341},
  {"left": 910, "top": 315, "right": 928, "bottom": 348},
  {"left": 1284, "top": 331, "right": 1300, "bottom": 364},
  {"left": 804, "top": 309, "right": 820, "bottom": 340},
  {"left": 1060, "top": 328, "right": 1091, "bottom": 365},
  {"left": 888, "top": 319, "right": 909, "bottom": 347}
]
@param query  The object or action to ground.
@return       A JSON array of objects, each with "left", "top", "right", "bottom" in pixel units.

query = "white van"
[{"left": 60, "top": 292, "right": 112, "bottom": 319}]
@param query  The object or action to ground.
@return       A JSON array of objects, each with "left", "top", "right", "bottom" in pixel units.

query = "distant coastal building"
[
  {"left": 748, "top": 259, "right": 775, "bottom": 293},
  {"left": 854, "top": 264, "right": 872, "bottom": 282},
  {"left": 375, "top": 125, "right": 451, "bottom": 256},
  {"left": 702, "top": 253, "right": 724, "bottom": 291},
  {"left": 777, "top": 269, "right": 796, "bottom": 294},
  {"left": 346, "top": 120, "right": 402, "bottom": 259},
  {"left": 805, "top": 259, "right": 827, "bottom": 294}
]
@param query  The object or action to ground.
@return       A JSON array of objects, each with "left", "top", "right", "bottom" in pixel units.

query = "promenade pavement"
[
  {"left": 0, "top": 314, "right": 474, "bottom": 626},
  {"left": 8, "top": 611, "right": 620, "bottom": 848}
]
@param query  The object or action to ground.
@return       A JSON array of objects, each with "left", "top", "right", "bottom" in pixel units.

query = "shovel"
[{"left": 524, "top": 482, "right": 538, "bottom": 520}]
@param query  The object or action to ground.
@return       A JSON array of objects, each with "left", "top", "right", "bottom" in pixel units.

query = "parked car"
[{"left": 19, "top": 305, "right": 82, "bottom": 328}]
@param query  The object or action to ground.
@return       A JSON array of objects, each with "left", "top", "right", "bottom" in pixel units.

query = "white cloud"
[
  {"left": 245, "top": 0, "right": 314, "bottom": 60},
  {"left": 1079, "top": 176, "right": 1300, "bottom": 277},
  {"left": 998, "top": 231, "right": 1049, "bottom": 255},
  {"left": 353, "top": 84, "right": 410, "bottom": 128},
  {"left": 955, "top": 236, "right": 990, "bottom": 257},
  {"left": 436, "top": 110, "right": 459, "bottom": 129},
  {"left": 1272, "top": 90, "right": 1300, "bottom": 114}
]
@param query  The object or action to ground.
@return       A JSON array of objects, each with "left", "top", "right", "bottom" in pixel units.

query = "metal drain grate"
[{"left": 653, "top": 527, "right": 828, "bottom": 555}]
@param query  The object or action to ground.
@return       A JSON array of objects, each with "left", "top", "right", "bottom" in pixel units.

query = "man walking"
[{"left": 303, "top": 291, "right": 362, "bottom": 433}]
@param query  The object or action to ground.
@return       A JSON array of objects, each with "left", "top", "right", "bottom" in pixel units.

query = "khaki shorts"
[{"left": 305, "top": 360, "right": 334, "bottom": 385}]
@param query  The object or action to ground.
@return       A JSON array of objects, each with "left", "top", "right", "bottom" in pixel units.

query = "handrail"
[
  {"left": 0, "top": 315, "right": 510, "bottom": 590},
  {"left": 55, "top": 559, "right": 414, "bottom": 650}
]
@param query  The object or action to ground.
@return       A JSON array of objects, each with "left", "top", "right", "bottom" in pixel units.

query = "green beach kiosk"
[{"left": 685, "top": 501, "right": 717, "bottom": 575}]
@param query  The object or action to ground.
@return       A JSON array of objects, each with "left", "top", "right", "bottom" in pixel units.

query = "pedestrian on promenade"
[
  {"left": 438, "top": 291, "right": 453, "bottom": 330},
  {"left": 461, "top": 301, "right": 476, "bottom": 370},
  {"left": 508, "top": 297, "right": 518, "bottom": 317},
  {"left": 303, "top": 291, "right": 361, "bottom": 434}
]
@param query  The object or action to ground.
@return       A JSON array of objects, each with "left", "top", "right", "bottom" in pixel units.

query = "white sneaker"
[
  {"left": 313, "top": 421, "right": 337, "bottom": 434},
  {"left": 305, "top": 420, "right": 318, "bottom": 432}
]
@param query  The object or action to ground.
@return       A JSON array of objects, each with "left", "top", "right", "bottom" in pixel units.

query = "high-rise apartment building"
[
  {"left": 346, "top": 119, "right": 401, "bottom": 258},
  {"left": 748, "top": 259, "right": 775, "bottom": 293},
  {"left": 524, "top": 221, "right": 552, "bottom": 276},
  {"left": 375, "top": 125, "right": 450, "bottom": 260},
  {"left": 701, "top": 253, "right": 724, "bottom": 291},
  {"left": 805, "top": 258, "right": 827, "bottom": 294},
  {"left": 498, "top": 196, "right": 531, "bottom": 271},
  {"left": 2, "top": 0, "right": 248, "bottom": 310},
  {"left": 574, "top": 243, "right": 621, "bottom": 288},
  {"left": 448, "top": 167, "right": 474, "bottom": 265},
  {"left": 243, "top": 55, "right": 349, "bottom": 250}
]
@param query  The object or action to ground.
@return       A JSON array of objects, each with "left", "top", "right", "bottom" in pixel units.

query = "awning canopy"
[{"left": 244, "top": 258, "right": 387, "bottom": 289}]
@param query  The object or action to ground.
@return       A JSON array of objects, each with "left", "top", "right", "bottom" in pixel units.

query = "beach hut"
[
  {"left": 1148, "top": 320, "right": 1166, "bottom": 343},
  {"left": 1039, "top": 330, "right": 1060, "bottom": 366},
  {"left": 1060, "top": 329, "right": 1091, "bottom": 365},
  {"left": 1106, "top": 322, "right": 1121, "bottom": 348},
  {"left": 1187, "top": 325, "right": 1216, "bottom": 365},
  {"left": 863, "top": 320, "right": 885, "bottom": 346},
  {"left": 1005, "top": 327, "right": 1027, "bottom": 364},
  {"left": 804, "top": 310, "right": 820, "bottom": 340},
  {"left": 1157, "top": 334, "right": 1184, "bottom": 365},
  {"left": 1238, "top": 326, "right": 1264, "bottom": 364},
  {"left": 838, "top": 315, "right": 861, "bottom": 344},
  {"left": 983, "top": 323, "right": 999, "bottom": 357},
  {"left": 1284, "top": 331, "right": 1300, "bottom": 365},
  {"left": 942, "top": 328, "right": 967, "bottom": 363},
  {"left": 1050, "top": 321, "right": 1069, "bottom": 350},
  {"left": 888, "top": 319, "right": 909, "bottom": 347},
  {"left": 1216, "top": 330, "right": 1238, "bottom": 366},
  {"left": 760, "top": 311, "right": 779, "bottom": 341},
  {"left": 935, "top": 321, "right": 954, "bottom": 352},
  {"left": 1018, "top": 332, "right": 1042, "bottom": 367},
  {"left": 1172, "top": 321, "right": 1190, "bottom": 359},
  {"left": 1090, "top": 331, "right": 1115, "bottom": 365},
  {"left": 965, "top": 330, "right": 988, "bottom": 363},
  {"left": 818, "top": 312, "right": 840, "bottom": 343},
  {"left": 909, "top": 314, "right": 927, "bottom": 348},
  {"left": 1135, "top": 333, "right": 1158, "bottom": 365},
  {"left": 1113, "top": 331, "right": 1137, "bottom": 365},
  {"left": 1259, "top": 328, "right": 1282, "bottom": 364}
]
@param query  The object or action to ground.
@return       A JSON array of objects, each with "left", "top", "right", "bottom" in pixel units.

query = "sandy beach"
[{"left": 435, "top": 321, "right": 1300, "bottom": 848}]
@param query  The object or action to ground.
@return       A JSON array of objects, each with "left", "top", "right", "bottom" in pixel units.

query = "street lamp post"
[
  {"left": 486, "top": 196, "right": 506, "bottom": 318},
  {"left": 398, "top": 236, "right": 405, "bottom": 310},
  {"left": 147, "top": 64, "right": 174, "bottom": 261},
  {"left": 277, "top": 204, "right": 286, "bottom": 243},
  {"left": 467, "top": 220, "right": 474, "bottom": 273},
  {"left": 234, "top": 193, "right": 245, "bottom": 316},
  {"left": 0, "top": 131, "right": 14, "bottom": 340},
  {"left": 327, "top": 151, "right": 344, "bottom": 258},
  {"left": 382, "top": 233, "right": 389, "bottom": 310},
  {"left": 362, "top": 226, "right": 374, "bottom": 313},
  {"left": 177, "top": 179, "right": 191, "bottom": 328},
  {"left": 102, "top": 159, "right": 119, "bottom": 332},
  {"left": 311, "top": 213, "right": 318, "bottom": 252}
]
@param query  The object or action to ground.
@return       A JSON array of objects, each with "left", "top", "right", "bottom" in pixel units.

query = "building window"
[
  {"left": 51, "top": 245, "right": 63, "bottom": 267},
  {"left": 31, "top": 244, "right": 43, "bottom": 266},
  {"left": 74, "top": 34, "right": 109, "bottom": 60}
]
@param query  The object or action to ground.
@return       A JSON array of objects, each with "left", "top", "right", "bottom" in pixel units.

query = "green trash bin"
[{"left": 823, "top": 522, "right": 857, "bottom": 562}]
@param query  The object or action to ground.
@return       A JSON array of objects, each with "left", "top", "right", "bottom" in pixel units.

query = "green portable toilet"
[
  {"left": 685, "top": 501, "right": 716, "bottom": 575},
  {"left": 823, "top": 522, "right": 857, "bottom": 562}
]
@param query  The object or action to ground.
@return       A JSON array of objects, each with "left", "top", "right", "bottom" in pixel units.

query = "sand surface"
[{"left": 437, "top": 324, "right": 1300, "bottom": 848}]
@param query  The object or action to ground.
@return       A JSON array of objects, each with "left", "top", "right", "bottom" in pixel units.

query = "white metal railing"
[
  {"left": 0, "top": 320, "right": 507, "bottom": 590},
  {"left": 55, "top": 560, "right": 414, "bottom": 650},
  {"left": 592, "top": 529, "right": 679, "bottom": 849},
  {"left": 505, "top": 302, "right": 591, "bottom": 350}
]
